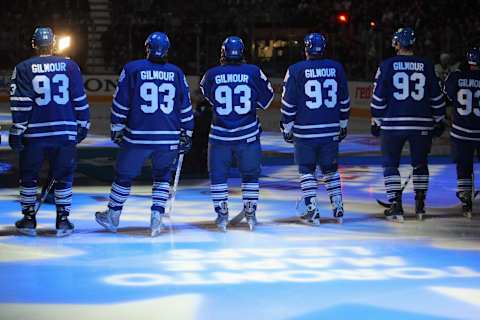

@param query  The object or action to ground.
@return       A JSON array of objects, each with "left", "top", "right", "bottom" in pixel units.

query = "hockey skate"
[
  {"left": 457, "top": 191, "right": 473, "bottom": 219},
  {"left": 56, "top": 207, "right": 74, "bottom": 237},
  {"left": 330, "top": 195, "right": 344, "bottom": 224},
  {"left": 15, "top": 206, "right": 37, "bottom": 236},
  {"left": 384, "top": 193, "right": 404, "bottom": 223},
  {"left": 215, "top": 201, "right": 228, "bottom": 232},
  {"left": 95, "top": 208, "right": 121, "bottom": 233},
  {"left": 151, "top": 210, "right": 164, "bottom": 237},
  {"left": 244, "top": 201, "right": 257, "bottom": 231},
  {"left": 415, "top": 191, "right": 426, "bottom": 221},
  {"left": 300, "top": 198, "right": 320, "bottom": 226}
]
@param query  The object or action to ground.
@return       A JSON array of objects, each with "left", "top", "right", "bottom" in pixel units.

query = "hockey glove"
[
  {"left": 339, "top": 127, "right": 347, "bottom": 142},
  {"left": 179, "top": 130, "right": 192, "bottom": 154},
  {"left": 280, "top": 121, "right": 294, "bottom": 144},
  {"left": 8, "top": 127, "right": 24, "bottom": 152},
  {"left": 370, "top": 119, "right": 381, "bottom": 137},
  {"left": 76, "top": 125, "right": 89, "bottom": 144},
  {"left": 432, "top": 120, "right": 445, "bottom": 138}
]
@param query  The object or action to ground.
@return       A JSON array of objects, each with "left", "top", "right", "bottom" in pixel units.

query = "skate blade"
[
  {"left": 247, "top": 221, "right": 255, "bottom": 231},
  {"left": 386, "top": 215, "right": 404, "bottom": 223},
  {"left": 463, "top": 212, "right": 472, "bottom": 219},
  {"left": 216, "top": 223, "right": 227, "bottom": 233},
  {"left": 56, "top": 229, "right": 73, "bottom": 237},
  {"left": 151, "top": 224, "right": 164, "bottom": 237},
  {"left": 16, "top": 228, "right": 37, "bottom": 237},
  {"left": 299, "top": 218, "right": 321, "bottom": 226},
  {"left": 416, "top": 214, "right": 424, "bottom": 221},
  {"left": 335, "top": 217, "right": 343, "bottom": 224}
]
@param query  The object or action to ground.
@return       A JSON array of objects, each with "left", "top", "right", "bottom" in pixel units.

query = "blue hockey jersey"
[
  {"left": 9, "top": 55, "right": 90, "bottom": 142},
  {"left": 111, "top": 59, "right": 194, "bottom": 149},
  {"left": 200, "top": 63, "right": 274, "bottom": 144},
  {"left": 281, "top": 59, "right": 350, "bottom": 142},
  {"left": 444, "top": 69, "right": 480, "bottom": 141},
  {"left": 371, "top": 55, "right": 445, "bottom": 135}
]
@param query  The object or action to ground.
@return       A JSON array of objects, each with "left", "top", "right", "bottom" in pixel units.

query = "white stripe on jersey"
[
  {"left": 209, "top": 129, "right": 259, "bottom": 141},
  {"left": 125, "top": 127, "right": 180, "bottom": 134},
  {"left": 123, "top": 136, "right": 179, "bottom": 144},
  {"left": 293, "top": 132, "right": 339, "bottom": 138},
  {"left": 24, "top": 131, "right": 77, "bottom": 138},
  {"left": 382, "top": 117, "right": 433, "bottom": 121},
  {"left": 73, "top": 94, "right": 87, "bottom": 101},
  {"left": 181, "top": 115, "right": 194, "bottom": 122},
  {"left": 452, "top": 124, "right": 480, "bottom": 133},
  {"left": 431, "top": 94, "right": 443, "bottom": 101},
  {"left": 340, "top": 97, "right": 350, "bottom": 104},
  {"left": 450, "top": 132, "right": 480, "bottom": 141},
  {"left": 380, "top": 126, "right": 433, "bottom": 130},
  {"left": 11, "top": 107, "right": 32, "bottom": 111},
  {"left": 113, "top": 99, "right": 129, "bottom": 110},
  {"left": 340, "top": 106, "right": 351, "bottom": 112},
  {"left": 111, "top": 109, "right": 127, "bottom": 118},
  {"left": 294, "top": 123, "right": 339, "bottom": 129},
  {"left": 370, "top": 103, "right": 387, "bottom": 109},
  {"left": 281, "top": 109, "right": 296, "bottom": 116},
  {"left": 28, "top": 121, "right": 76, "bottom": 128},
  {"left": 181, "top": 105, "right": 192, "bottom": 113},
  {"left": 372, "top": 94, "right": 384, "bottom": 101},
  {"left": 75, "top": 104, "right": 89, "bottom": 111},
  {"left": 10, "top": 97, "right": 32, "bottom": 101},
  {"left": 258, "top": 93, "right": 274, "bottom": 110},
  {"left": 431, "top": 102, "right": 446, "bottom": 109},
  {"left": 212, "top": 120, "right": 257, "bottom": 132},
  {"left": 281, "top": 99, "right": 295, "bottom": 108}
]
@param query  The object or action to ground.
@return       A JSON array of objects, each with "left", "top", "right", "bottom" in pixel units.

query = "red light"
[{"left": 338, "top": 14, "right": 348, "bottom": 23}]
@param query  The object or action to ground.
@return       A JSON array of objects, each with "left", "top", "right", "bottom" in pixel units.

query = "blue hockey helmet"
[
  {"left": 221, "top": 36, "right": 244, "bottom": 59},
  {"left": 304, "top": 33, "right": 326, "bottom": 56},
  {"left": 145, "top": 32, "right": 170, "bottom": 58},
  {"left": 467, "top": 46, "right": 480, "bottom": 65},
  {"left": 392, "top": 27, "right": 415, "bottom": 47},
  {"left": 32, "top": 27, "right": 55, "bottom": 48}
]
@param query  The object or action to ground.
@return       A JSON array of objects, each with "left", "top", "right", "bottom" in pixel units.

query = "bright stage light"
[{"left": 58, "top": 36, "right": 71, "bottom": 52}]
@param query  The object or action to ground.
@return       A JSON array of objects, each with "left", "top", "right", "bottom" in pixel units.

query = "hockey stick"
[
  {"left": 376, "top": 172, "right": 412, "bottom": 208},
  {"left": 35, "top": 178, "right": 55, "bottom": 215},
  {"left": 229, "top": 208, "right": 245, "bottom": 226},
  {"left": 165, "top": 153, "right": 184, "bottom": 218}
]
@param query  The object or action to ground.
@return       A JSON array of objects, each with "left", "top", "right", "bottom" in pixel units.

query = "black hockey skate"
[
  {"left": 415, "top": 190, "right": 426, "bottom": 221},
  {"left": 56, "top": 207, "right": 74, "bottom": 237},
  {"left": 330, "top": 195, "right": 344, "bottom": 224},
  {"left": 15, "top": 206, "right": 37, "bottom": 236},
  {"left": 384, "top": 193, "right": 404, "bottom": 223},
  {"left": 244, "top": 201, "right": 257, "bottom": 231},
  {"left": 300, "top": 199, "right": 320, "bottom": 226},
  {"left": 215, "top": 201, "right": 228, "bottom": 232},
  {"left": 457, "top": 191, "right": 473, "bottom": 219}
]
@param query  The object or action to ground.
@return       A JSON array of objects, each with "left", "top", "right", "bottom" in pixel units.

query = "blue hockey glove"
[
  {"left": 8, "top": 127, "right": 24, "bottom": 152},
  {"left": 179, "top": 130, "right": 192, "bottom": 154},
  {"left": 280, "top": 121, "right": 293, "bottom": 143},
  {"left": 432, "top": 120, "right": 445, "bottom": 138},
  {"left": 76, "top": 125, "right": 88, "bottom": 144},
  {"left": 371, "top": 119, "right": 381, "bottom": 137},
  {"left": 339, "top": 127, "right": 347, "bottom": 142}
]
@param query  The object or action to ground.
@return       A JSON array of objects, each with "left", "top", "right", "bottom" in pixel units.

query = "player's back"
[
  {"left": 379, "top": 55, "right": 438, "bottom": 116},
  {"left": 113, "top": 59, "right": 193, "bottom": 148},
  {"left": 11, "top": 55, "right": 87, "bottom": 142},
  {"left": 200, "top": 63, "right": 273, "bottom": 143},
  {"left": 445, "top": 69, "right": 480, "bottom": 140}
]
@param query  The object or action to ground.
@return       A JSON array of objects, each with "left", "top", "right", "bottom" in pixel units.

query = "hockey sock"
[
  {"left": 108, "top": 181, "right": 131, "bottom": 211},
  {"left": 413, "top": 174, "right": 429, "bottom": 193},
  {"left": 323, "top": 171, "right": 342, "bottom": 198},
  {"left": 54, "top": 184, "right": 73, "bottom": 208},
  {"left": 384, "top": 174, "right": 401, "bottom": 201},
  {"left": 301, "top": 173, "right": 317, "bottom": 206},
  {"left": 211, "top": 183, "right": 228, "bottom": 211},
  {"left": 20, "top": 183, "right": 37, "bottom": 211},
  {"left": 457, "top": 178, "right": 473, "bottom": 194},
  {"left": 242, "top": 181, "right": 259, "bottom": 206},
  {"left": 152, "top": 181, "right": 169, "bottom": 213}
]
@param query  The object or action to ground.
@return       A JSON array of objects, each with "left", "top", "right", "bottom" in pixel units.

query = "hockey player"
[
  {"left": 9, "top": 27, "right": 90, "bottom": 237},
  {"left": 200, "top": 36, "right": 274, "bottom": 232},
  {"left": 444, "top": 46, "right": 480, "bottom": 218},
  {"left": 280, "top": 33, "right": 350, "bottom": 225},
  {"left": 95, "top": 32, "right": 193, "bottom": 237},
  {"left": 370, "top": 28, "right": 446, "bottom": 222}
]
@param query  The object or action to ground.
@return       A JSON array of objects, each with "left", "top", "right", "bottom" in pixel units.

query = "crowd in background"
[{"left": 1, "top": 0, "right": 479, "bottom": 80}]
